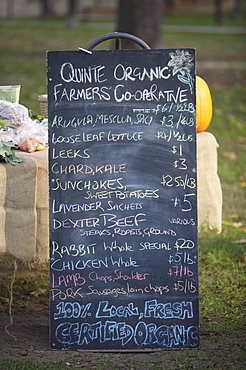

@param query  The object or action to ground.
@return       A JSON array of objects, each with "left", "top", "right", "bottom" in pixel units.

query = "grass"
[
  {"left": 162, "top": 32, "right": 246, "bottom": 62},
  {"left": 199, "top": 228, "right": 246, "bottom": 331},
  {"left": 0, "top": 10, "right": 246, "bottom": 369},
  {"left": 0, "top": 16, "right": 246, "bottom": 112},
  {"left": 164, "top": 10, "right": 246, "bottom": 27},
  {"left": 209, "top": 84, "right": 246, "bottom": 225},
  {"left": 0, "top": 361, "right": 63, "bottom": 370}
]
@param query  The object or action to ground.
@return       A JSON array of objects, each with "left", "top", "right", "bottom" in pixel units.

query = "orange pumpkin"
[{"left": 196, "top": 76, "right": 213, "bottom": 133}]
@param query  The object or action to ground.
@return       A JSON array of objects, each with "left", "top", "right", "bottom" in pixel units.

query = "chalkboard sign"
[{"left": 48, "top": 48, "right": 199, "bottom": 350}]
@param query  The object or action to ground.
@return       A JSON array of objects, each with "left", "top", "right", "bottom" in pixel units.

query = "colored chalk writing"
[{"left": 48, "top": 48, "right": 199, "bottom": 350}]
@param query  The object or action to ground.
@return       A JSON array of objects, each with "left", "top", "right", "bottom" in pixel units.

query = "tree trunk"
[
  {"left": 214, "top": 0, "right": 222, "bottom": 24},
  {"left": 67, "top": 0, "right": 80, "bottom": 28},
  {"left": 116, "top": 0, "right": 163, "bottom": 49},
  {"left": 40, "top": 0, "right": 53, "bottom": 19},
  {"left": 165, "top": 0, "right": 174, "bottom": 11},
  {"left": 233, "top": 0, "right": 241, "bottom": 21},
  {"left": 7, "top": 0, "right": 14, "bottom": 18}
]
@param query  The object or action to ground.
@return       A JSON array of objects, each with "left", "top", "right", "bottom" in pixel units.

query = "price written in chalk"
[
  {"left": 48, "top": 48, "right": 199, "bottom": 351},
  {"left": 161, "top": 174, "right": 196, "bottom": 189}
]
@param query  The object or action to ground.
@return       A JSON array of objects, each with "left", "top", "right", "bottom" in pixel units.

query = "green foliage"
[
  {"left": 28, "top": 109, "right": 46, "bottom": 122},
  {"left": 0, "top": 140, "right": 25, "bottom": 165},
  {"left": 0, "top": 118, "right": 9, "bottom": 131}
]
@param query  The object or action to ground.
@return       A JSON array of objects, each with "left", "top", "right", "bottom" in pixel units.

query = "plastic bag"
[
  {"left": 0, "top": 99, "right": 29, "bottom": 124},
  {"left": 0, "top": 100, "right": 48, "bottom": 152}
]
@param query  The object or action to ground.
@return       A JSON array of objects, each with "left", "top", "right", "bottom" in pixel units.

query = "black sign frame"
[{"left": 48, "top": 41, "right": 199, "bottom": 351}]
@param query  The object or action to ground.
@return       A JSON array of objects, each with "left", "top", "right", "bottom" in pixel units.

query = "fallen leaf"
[
  {"left": 223, "top": 151, "right": 237, "bottom": 160},
  {"left": 30, "top": 288, "right": 47, "bottom": 297},
  {"left": 222, "top": 220, "right": 242, "bottom": 228},
  {"left": 1, "top": 297, "right": 10, "bottom": 303},
  {"left": 82, "top": 358, "right": 91, "bottom": 362},
  {"left": 232, "top": 239, "right": 246, "bottom": 244}
]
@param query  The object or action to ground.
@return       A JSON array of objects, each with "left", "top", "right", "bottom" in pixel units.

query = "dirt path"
[{"left": 1, "top": 298, "right": 245, "bottom": 369}]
